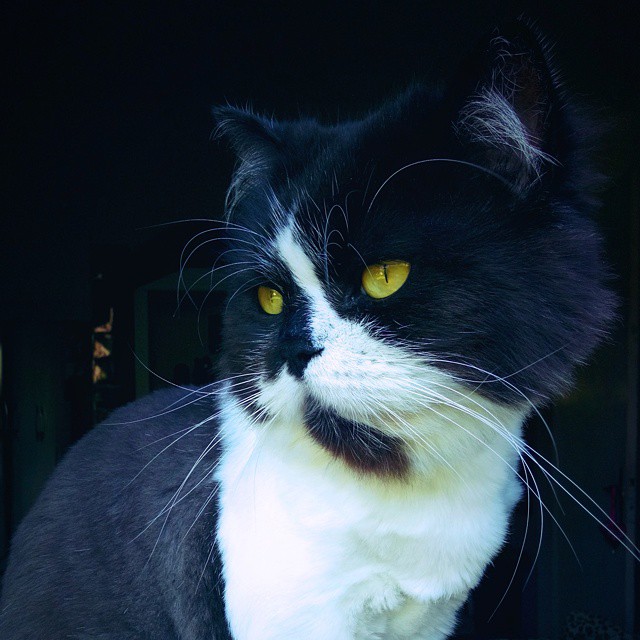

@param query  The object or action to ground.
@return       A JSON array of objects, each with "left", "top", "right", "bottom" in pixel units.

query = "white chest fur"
[{"left": 215, "top": 396, "right": 524, "bottom": 640}]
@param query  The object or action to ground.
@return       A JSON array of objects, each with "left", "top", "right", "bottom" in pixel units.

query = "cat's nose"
[{"left": 281, "top": 337, "right": 323, "bottom": 378}]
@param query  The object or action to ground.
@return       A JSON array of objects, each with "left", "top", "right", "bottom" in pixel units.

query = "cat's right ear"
[
  {"left": 450, "top": 21, "right": 562, "bottom": 192},
  {"left": 212, "top": 106, "right": 282, "bottom": 216}
]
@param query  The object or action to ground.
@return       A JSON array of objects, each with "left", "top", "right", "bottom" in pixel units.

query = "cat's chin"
[
  {"left": 251, "top": 363, "right": 528, "bottom": 481},
  {"left": 303, "top": 401, "right": 410, "bottom": 478}
]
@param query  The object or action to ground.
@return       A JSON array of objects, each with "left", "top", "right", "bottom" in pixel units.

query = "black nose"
[{"left": 280, "top": 337, "right": 323, "bottom": 378}]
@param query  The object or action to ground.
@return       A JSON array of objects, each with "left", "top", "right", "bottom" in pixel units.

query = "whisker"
[
  {"left": 390, "top": 368, "right": 640, "bottom": 565},
  {"left": 367, "top": 157, "right": 516, "bottom": 213}
]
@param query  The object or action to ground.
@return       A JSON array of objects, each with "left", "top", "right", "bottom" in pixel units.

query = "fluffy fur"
[{"left": 0, "top": 22, "right": 623, "bottom": 640}]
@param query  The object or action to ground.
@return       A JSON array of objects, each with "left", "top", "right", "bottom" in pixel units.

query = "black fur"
[{"left": 305, "top": 403, "right": 409, "bottom": 478}]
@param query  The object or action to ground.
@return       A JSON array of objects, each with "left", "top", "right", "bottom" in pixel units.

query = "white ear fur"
[
  {"left": 457, "top": 85, "right": 557, "bottom": 178},
  {"left": 453, "top": 28, "right": 560, "bottom": 186}
]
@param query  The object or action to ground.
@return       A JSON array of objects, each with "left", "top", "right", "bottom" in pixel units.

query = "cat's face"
[{"left": 213, "top": 25, "right": 614, "bottom": 477}]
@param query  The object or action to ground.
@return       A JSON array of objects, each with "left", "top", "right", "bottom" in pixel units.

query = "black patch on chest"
[{"left": 304, "top": 402, "right": 409, "bottom": 478}]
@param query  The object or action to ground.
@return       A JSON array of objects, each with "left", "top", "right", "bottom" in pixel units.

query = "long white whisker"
[{"left": 367, "top": 158, "right": 515, "bottom": 213}]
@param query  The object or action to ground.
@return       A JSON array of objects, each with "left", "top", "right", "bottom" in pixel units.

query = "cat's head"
[{"left": 211, "top": 23, "right": 615, "bottom": 478}]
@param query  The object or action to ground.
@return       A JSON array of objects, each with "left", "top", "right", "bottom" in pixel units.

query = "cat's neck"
[{"left": 215, "top": 386, "right": 527, "bottom": 640}]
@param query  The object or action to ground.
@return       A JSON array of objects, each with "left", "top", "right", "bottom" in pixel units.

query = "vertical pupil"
[{"left": 383, "top": 264, "right": 389, "bottom": 283}]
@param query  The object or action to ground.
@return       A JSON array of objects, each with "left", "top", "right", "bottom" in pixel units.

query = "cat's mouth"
[{"left": 303, "top": 401, "right": 409, "bottom": 477}]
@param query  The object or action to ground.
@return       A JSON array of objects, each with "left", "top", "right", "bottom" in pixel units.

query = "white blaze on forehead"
[
  {"left": 275, "top": 225, "right": 325, "bottom": 303},
  {"left": 274, "top": 223, "right": 337, "bottom": 345}
]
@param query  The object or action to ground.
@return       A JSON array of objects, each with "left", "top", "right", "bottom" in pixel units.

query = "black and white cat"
[{"left": 0, "top": 22, "right": 626, "bottom": 640}]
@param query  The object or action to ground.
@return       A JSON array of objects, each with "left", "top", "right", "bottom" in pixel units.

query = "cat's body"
[
  {"left": 0, "top": 382, "right": 522, "bottom": 640},
  {"left": 1, "top": 23, "right": 620, "bottom": 639}
]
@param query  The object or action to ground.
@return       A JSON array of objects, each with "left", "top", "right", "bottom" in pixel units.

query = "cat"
[{"left": 0, "top": 21, "right": 629, "bottom": 640}]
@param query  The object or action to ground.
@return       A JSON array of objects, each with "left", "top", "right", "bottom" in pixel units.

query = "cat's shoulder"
[
  {"left": 71, "top": 386, "right": 220, "bottom": 462},
  {"left": 16, "top": 386, "right": 221, "bottom": 526},
  {"left": 1, "top": 386, "right": 226, "bottom": 639}
]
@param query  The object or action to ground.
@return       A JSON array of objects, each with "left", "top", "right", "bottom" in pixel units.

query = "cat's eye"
[
  {"left": 361, "top": 260, "right": 411, "bottom": 299},
  {"left": 257, "top": 286, "right": 284, "bottom": 315}
]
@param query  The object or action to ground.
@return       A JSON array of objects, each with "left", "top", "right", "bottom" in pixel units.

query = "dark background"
[{"left": 1, "top": 2, "right": 638, "bottom": 638}]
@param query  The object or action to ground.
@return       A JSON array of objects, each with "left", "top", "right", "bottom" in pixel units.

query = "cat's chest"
[{"left": 215, "top": 424, "right": 517, "bottom": 640}]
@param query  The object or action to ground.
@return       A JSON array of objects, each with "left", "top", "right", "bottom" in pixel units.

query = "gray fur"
[{"left": 0, "top": 388, "right": 231, "bottom": 640}]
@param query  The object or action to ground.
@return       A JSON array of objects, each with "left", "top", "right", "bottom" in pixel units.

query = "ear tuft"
[{"left": 454, "top": 22, "right": 561, "bottom": 186}]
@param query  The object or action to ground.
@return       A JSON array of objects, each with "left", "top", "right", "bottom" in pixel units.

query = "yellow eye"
[
  {"left": 362, "top": 260, "right": 411, "bottom": 299},
  {"left": 257, "top": 286, "right": 284, "bottom": 315}
]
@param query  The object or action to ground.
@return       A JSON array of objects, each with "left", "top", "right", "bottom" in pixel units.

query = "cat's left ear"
[
  {"left": 451, "top": 22, "right": 561, "bottom": 190},
  {"left": 213, "top": 106, "right": 281, "bottom": 164},
  {"left": 212, "top": 106, "right": 283, "bottom": 217}
]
